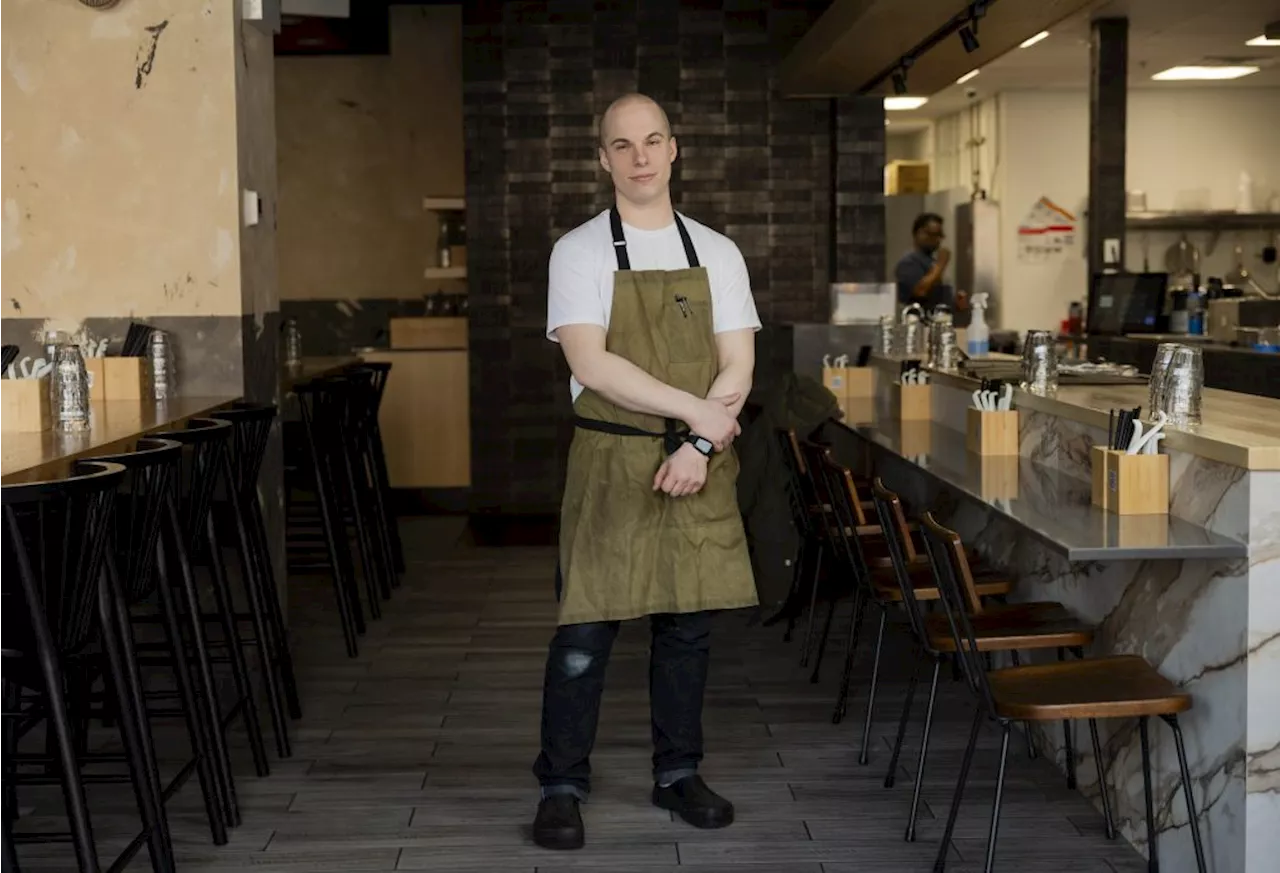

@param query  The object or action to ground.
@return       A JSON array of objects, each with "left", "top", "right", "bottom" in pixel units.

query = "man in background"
[{"left": 894, "top": 212, "right": 966, "bottom": 311}]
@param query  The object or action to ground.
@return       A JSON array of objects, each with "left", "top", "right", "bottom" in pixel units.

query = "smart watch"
[{"left": 685, "top": 434, "right": 714, "bottom": 457}]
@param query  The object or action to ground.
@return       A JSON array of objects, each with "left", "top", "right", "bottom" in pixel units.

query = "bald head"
[{"left": 598, "top": 93, "right": 671, "bottom": 148}]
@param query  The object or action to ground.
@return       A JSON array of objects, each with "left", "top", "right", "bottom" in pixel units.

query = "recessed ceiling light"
[
  {"left": 884, "top": 96, "right": 928, "bottom": 111},
  {"left": 1019, "top": 31, "right": 1049, "bottom": 48},
  {"left": 957, "top": 69, "right": 980, "bottom": 84},
  {"left": 1245, "top": 34, "right": 1280, "bottom": 46},
  {"left": 1151, "top": 65, "right": 1260, "bottom": 81}
]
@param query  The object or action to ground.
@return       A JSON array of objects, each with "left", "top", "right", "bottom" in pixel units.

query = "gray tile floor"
[{"left": 14, "top": 517, "right": 1148, "bottom": 872}]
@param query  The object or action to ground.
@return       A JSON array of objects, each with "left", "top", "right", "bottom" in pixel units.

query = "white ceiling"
[{"left": 886, "top": 0, "right": 1280, "bottom": 131}]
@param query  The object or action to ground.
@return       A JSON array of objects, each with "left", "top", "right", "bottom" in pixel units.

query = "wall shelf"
[
  {"left": 424, "top": 266, "right": 467, "bottom": 279},
  {"left": 1126, "top": 211, "right": 1280, "bottom": 231},
  {"left": 423, "top": 197, "right": 465, "bottom": 211}
]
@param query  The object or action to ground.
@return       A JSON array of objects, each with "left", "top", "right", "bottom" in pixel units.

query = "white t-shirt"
[{"left": 546, "top": 209, "right": 762, "bottom": 400}]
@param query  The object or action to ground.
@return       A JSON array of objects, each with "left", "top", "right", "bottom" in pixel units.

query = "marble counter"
[
  {"left": 868, "top": 353, "right": 1280, "bottom": 470},
  {"left": 844, "top": 419, "right": 1246, "bottom": 561},
  {"left": 821, "top": 370, "right": 1280, "bottom": 873}
]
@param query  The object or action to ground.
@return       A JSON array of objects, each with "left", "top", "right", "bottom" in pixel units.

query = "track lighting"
[
  {"left": 959, "top": 25, "right": 979, "bottom": 53},
  {"left": 892, "top": 68, "right": 909, "bottom": 94}
]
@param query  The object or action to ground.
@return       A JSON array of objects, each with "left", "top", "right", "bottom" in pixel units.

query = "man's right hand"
[
  {"left": 686, "top": 393, "right": 741, "bottom": 450},
  {"left": 936, "top": 247, "right": 952, "bottom": 267}
]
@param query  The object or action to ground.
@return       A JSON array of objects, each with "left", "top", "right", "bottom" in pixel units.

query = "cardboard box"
[{"left": 886, "top": 160, "right": 931, "bottom": 195}]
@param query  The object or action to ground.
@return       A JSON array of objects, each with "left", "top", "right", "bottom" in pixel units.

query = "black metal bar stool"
[
  {"left": 148, "top": 418, "right": 271, "bottom": 798},
  {"left": 210, "top": 402, "right": 300, "bottom": 753},
  {"left": 340, "top": 367, "right": 397, "bottom": 601},
  {"left": 2, "top": 461, "right": 173, "bottom": 873},
  {"left": 86, "top": 438, "right": 230, "bottom": 846},
  {"left": 290, "top": 378, "right": 363, "bottom": 657},
  {"left": 348, "top": 361, "right": 404, "bottom": 577}
]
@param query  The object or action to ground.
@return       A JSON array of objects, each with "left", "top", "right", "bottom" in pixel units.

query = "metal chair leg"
[
  {"left": 905, "top": 657, "right": 941, "bottom": 842},
  {"left": 932, "top": 705, "right": 984, "bottom": 873},
  {"left": 1058, "top": 647, "right": 1076, "bottom": 789},
  {"left": 832, "top": 590, "right": 867, "bottom": 724},
  {"left": 1087, "top": 718, "right": 1116, "bottom": 839},
  {"left": 857, "top": 608, "right": 887, "bottom": 765},
  {"left": 1139, "top": 716, "right": 1158, "bottom": 873},
  {"left": 798, "top": 544, "right": 824, "bottom": 668},
  {"left": 982, "top": 723, "right": 1012, "bottom": 873},
  {"left": 884, "top": 649, "right": 921, "bottom": 788},
  {"left": 1162, "top": 714, "right": 1208, "bottom": 873},
  {"left": 808, "top": 598, "right": 837, "bottom": 684}
]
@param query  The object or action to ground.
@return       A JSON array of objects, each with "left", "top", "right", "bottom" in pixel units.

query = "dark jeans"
[{"left": 532, "top": 567, "right": 712, "bottom": 800}]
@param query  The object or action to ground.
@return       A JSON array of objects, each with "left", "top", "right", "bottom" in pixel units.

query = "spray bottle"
[{"left": 967, "top": 292, "right": 990, "bottom": 356}]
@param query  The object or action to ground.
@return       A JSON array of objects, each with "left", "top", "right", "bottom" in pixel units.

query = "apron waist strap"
[{"left": 574, "top": 416, "right": 688, "bottom": 456}]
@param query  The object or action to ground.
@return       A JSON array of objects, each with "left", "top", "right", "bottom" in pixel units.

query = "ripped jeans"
[{"left": 532, "top": 568, "right": 713, "bottom": 800}]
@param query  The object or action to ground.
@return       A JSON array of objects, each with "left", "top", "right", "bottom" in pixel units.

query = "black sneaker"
[
  {"left": 652, "top": 775, "right": 734, "bottom": 829},
  {"left": 532, "top": 794, "right": 584, "bottom": 850}
]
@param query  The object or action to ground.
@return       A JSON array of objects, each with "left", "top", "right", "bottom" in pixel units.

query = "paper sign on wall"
[{"left": 1016, "top": 197, "right": 1077, "bottom": 262}]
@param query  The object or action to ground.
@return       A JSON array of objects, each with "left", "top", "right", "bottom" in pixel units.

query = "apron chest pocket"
[{"left": 663, "top": 294, "right": 712, "bottom": 363}]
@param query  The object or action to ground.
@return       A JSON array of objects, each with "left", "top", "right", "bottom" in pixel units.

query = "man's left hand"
[{"left": 654, "top": 444, "right": 709, "bottom": 497}]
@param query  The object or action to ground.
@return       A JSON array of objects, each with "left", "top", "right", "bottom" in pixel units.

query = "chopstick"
[{"left": 123, "top": 322, "right": 154, "bottom": 356}]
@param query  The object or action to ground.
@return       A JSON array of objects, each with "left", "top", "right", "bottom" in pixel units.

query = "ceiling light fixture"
[
  {"left": 1245, "top": 34, "right": 1280, "bottom": 46},
  {"left": 1019, "top": 31, "right": 1050, "bottom": 48},
  {"left": 1151, "top": 65, "right": 1260, "bottom": 81},
  {"left": 892, "top": 67, "right": 909, "bottom": 94},
  {"left": 884, "top": 96, "right": 929, "bottom": 111},
  {"left": 957, "top": 69, "right": 980, "bottom": 84},
  {"left": 959, "top": 25, "right": 980, "bottom": 53}
]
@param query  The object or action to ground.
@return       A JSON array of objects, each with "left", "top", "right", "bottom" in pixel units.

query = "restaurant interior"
[{"left": 1, "top": 0, "right": 1277, "bottom": 871}]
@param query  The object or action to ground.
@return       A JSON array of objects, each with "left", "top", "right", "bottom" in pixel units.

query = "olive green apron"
[{"left": 556, "top": 208, "right": 758, "bottom": 626}]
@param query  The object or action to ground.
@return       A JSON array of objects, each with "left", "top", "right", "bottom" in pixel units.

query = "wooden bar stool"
[
  {"left": 816, "top": 457, "right": 1013, "bottom": 761},
  {"left": 870, "top": 478, "right": 1095, "bottom": 842},
  {"left": 919, "top": 511, "right": 1208, "bottom": 873}
]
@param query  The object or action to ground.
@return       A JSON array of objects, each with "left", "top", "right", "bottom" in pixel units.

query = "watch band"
[{"left": 685, "top": 433, "right": 714, "bottom": 457}]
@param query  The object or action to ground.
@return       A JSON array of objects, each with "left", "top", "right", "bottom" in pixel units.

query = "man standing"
[
  {"left": 532, "top": 93, "right": 761, "bottom": 851},
  {"left": 894, "top": 211, "right": 965, "bottom": 311}
]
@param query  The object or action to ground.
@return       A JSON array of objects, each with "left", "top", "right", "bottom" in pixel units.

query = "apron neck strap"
[{"left": 608, "top": 206, "right": 700, "bottom": 271}]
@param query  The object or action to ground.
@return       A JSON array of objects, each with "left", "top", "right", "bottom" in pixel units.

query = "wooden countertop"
[
  {"left": 869, "top": 353, "right": 1280, "bottom": 470},
  {"left": 280, "top": 356, "right": 363, "bottom": 389},
  {"left": 2, "top": 395, "right": 239, "bottom": 483}
]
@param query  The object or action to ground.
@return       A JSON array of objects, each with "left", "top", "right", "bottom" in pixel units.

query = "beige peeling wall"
[{"left": 1, "top": 0, "right": 242, "bottom": 328}]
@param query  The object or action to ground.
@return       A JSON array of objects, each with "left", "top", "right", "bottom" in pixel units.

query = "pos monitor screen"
[{"left": 1087, "top": 272, "right": 1167, "bottom": 335}]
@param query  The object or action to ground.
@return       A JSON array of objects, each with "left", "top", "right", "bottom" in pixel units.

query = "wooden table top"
[
  {"left": 280, "top": 356, "right": 363, "bottom": 389},
  {"left": 2, "top": 395, "right": 240, "bottom": 483}
]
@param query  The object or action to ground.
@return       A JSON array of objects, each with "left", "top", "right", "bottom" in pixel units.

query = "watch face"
[{"left": 695, "top": 437, "right": 713, "bottom": 454}]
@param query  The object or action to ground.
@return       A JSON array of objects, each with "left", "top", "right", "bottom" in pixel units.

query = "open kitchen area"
[{"left": 2, "top": 1, "right": 1278, "bottom": 872}]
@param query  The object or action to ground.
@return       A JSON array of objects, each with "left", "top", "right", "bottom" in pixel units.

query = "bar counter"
[
  {"left": 1, "top": 395, "right": 239, "bottom": 483},
  {"left": 817, "top": 357, "right": 1279, "bottom": 873}
]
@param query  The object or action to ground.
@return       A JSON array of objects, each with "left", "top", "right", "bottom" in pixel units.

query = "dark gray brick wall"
[{"left": 462, "top": 0, "right": 885, "bottom": 514}]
